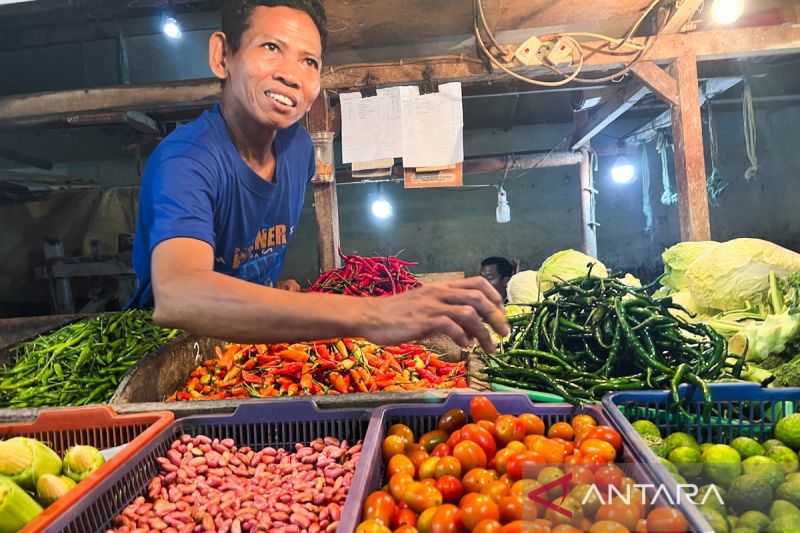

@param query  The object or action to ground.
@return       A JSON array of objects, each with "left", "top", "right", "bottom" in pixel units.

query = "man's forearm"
[{"left": 153, "top": 270, "right": 375, "bottom": 343}]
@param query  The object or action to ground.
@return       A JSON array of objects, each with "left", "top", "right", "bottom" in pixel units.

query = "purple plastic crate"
[
  {"left": 341, "top": 392, "right": 709, "bottom": 533},
  {"left": 45, "top": 399, "right": 371, "bottom": 533}
]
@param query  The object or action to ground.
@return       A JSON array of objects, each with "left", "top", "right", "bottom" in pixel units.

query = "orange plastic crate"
[{"left": 0, "top": 405, "right": 174, "bottom": 533}]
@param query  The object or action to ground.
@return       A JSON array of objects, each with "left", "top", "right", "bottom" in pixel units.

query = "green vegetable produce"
[
  {"left": 35, "top": 474, "right": 76, "bottom": 506},
  {"left": 0, "top": 476, "right": 43, "bottom": 533},
  {"left": 0, "top": 310, "right": 180, "bottom": 408},
  {"left": 537, "top": 249, "right": 609, "bottom": 290},
  {"left": 62, "top": 445, "right": 105, "bottom": 482},
  {"left": 0, "top": 437, "right": 61, "bottom": 491},
  {"left": 479, "top": 271, "right": 728, "bottom": 407},
  {"left": 661, "top": 240, "right": 721, "bottom": 293},
  {"left": 506, "top": 270, "right": 542, "bottom": 305}
]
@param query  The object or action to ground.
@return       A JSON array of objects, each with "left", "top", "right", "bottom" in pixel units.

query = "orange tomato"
[
  {"left": 506, "top": 441, "right": 527, "bottom": 452},
  {"left": 518, "top": 413, "right": 546, "bottom": 436},
  {"left": 506, "top": 450, "right": 545, "bottom": 481},
  {"left": 356, "top": 519, "right": 392, "bottom": 533},
  {"left": 388, "top": 424, "right": 416, "bottom": 445},
  {"left": 646, "top": 507, "right": 688, "bottom": 533},
  {"left": 529, "top": 438, "right": 566, "bottom": 464},
  {"left": 523, "top": 434, "right": 545, "bottom": 450},
  {"left": 571, "top": 414, "right": 597, "bottom": 429},
  {"left": 388, "top": 454, "right": 417, "bottom": 478},
  {"left": 551, "top": 438, "right": 575, "bottom": 456},
  {"left": 453, "top": 440, "right": 488, "bottom": 471},
  {"left": 472, "top": 519, "right": 503, "bottom": 533},
  {"left": 417, "top": 506, "right": 439, "bottom": 533},
  {"left": 585, "top": 426, "right": 624, "bottom": 453},
  {"left": 393, "top": 508, "right": 418, "bottom": 529},
  {"left": 501, "top": 520, "right": 549, "bottom": 533},
  {"left": 363, "top": 491, "right": 397, "bottom": 526},
  {"left": 582, "top": 452, "right": 610, "bottom": 471},
  {"left": 418, "top": 457, "right": 441, "bottom": 479},
  {"left": 470, "top": 396, "right": 499, "bottom": 422},
  {"left": 383, "top": 435, "right": 406, "bottom": 461},
  {"left": 478, "top": 419, "right": 499, "bottom": 439},
  {"left": 403, "top": 482, "right": 443, "bottom": 514},
  {"left": 596, "top": 502, "right": 642, "bottom": 531},
  {"left": 493, "top": 448, "right": 516, "bottom": 475},
  {"left": 460, "top": 424, "right": 497, "bottom": 459},
  {"left": 459, "top": 493, "right": 500, "bottom": 531},
  {"left": 547, "top": 422, "right": 575, "bottom": 441},
  {"left": 481, "top": 479, "right": 511, "bottom": 503},
  {"left": 434, "top": 456, "right": 462, "bottom": 480},
  {"left": 395, "top": 526, "right": 419, "bottom": 533},
  {"left": 495, "top": 415, "right": 527, "bottom": 445},
  {"left": 389, "top": 473, "right": 415, "bottom": 502},
  {"left": 409, "top": 450, "right": 430, "bottom": 470},
  {"left": 573, "top": 425, "right": 596, "bottom": 446},
  {"left": 579, "top": 439, "right": 617, "bottom": 462},
  {"left": 429, "top": 504, "right": 464, "bottom": 533},
  {"left": 462, "top": 467, "right": 498, "bottom": 493}
]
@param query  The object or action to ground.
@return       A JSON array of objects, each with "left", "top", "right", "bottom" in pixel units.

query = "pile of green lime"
[{"left": 631, "top": 413, "right": 800, "bottom": 533}]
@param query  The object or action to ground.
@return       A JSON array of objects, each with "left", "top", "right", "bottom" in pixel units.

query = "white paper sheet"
[
  {"left": 400, "top": 82, "right": 464, "bottom": 168},
  {"left": 340, "top": 88, "right": 403, "bottom": 164}
]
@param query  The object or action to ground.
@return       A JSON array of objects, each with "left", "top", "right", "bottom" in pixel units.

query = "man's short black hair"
[
  {"left": 222, "top": 0, "right": 328, "bottom": 55},
  {"left": 481, "top": 257, "right": 513, "bottom": 279}
]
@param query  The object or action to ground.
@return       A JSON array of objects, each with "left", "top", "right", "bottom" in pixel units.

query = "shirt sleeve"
[{"left": 142, "top": 154, "right": 217, "bottom": 254}]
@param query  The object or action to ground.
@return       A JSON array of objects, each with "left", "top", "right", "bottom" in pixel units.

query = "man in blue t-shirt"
[{"left": 131, "top": 0, "right": 509, "bottom": 352}]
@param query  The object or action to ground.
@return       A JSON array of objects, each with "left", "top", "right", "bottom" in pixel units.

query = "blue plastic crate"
[
  {"left": 45, "top": 399, "right": 371, "bottom": 533},
  {"left": 603, "top": 383, "right": 800, "bottom": 533},
  {"left": 341, "top": 391, "right": 709, "bottom": 533}
]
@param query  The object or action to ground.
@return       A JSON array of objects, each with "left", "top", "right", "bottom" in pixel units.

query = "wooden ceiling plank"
[
  {"left": 661, "top": 0, "right": 705, "bottom": 34},
  {"left": 571, "top": 82, "right": 651, "bottom": 150},
  {"left": 631, "top": 61, "right": 679, "bottom": 105},
  {"left": 0, "top": 24, "right": 797, "bottom": 127}
]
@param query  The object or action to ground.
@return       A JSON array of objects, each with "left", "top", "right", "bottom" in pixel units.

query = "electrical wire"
[
  {"left": 474, "top": 0, "right": 506, "bottom": 56},
  {"left": 607, "top": 0, "right": 665, "bottom": 51},
  {"left": 743, "top": 83, "right": 759, "bottom": 181}
]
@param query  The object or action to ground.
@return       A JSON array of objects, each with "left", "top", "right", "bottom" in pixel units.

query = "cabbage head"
[
  {"left": 660, "top": 241, "right": 720, "bottom": 293},
  {"left": 506, "top": 270, "right": 542, "bottom": 304},
  {"left": 686, "top": 238, "right": 800, "bottom": 311},
  {"left": 538, "top": 250, "right": 608, "bottom": 290}
]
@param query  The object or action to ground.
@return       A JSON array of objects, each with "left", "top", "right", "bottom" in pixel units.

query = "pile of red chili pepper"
[
  {"left": 166, "top": 338, "right": 467, "bottom": 401},
  {"left": 307, "top": 251, "right": 422, "bottom": 296}
]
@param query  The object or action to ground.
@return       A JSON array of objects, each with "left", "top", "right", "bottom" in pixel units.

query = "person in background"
[
  {"left": 128, "top": 0, "right": 509, "bottom": 353},
  {"left": 480, "top": 257, "right": 515, "bottom": 302}
]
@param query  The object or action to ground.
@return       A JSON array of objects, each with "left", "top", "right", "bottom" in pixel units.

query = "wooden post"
[
  {"left": 304, "top": 91, "right": 342, "bottom": 273},
  {"left": 670, "top": 54, "right": 711, "bottom": 241}
]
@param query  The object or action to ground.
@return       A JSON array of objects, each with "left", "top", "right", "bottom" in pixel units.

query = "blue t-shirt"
[{"left": 129, "top": 105, "right": 315, "bottom": 309}]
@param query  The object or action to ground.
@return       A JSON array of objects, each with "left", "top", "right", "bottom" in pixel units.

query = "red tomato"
[
  {"left": 462, "top": 468, "right": 497, "bottom": 494},
  {"left": 393, "top": 508, "right": 418, "bottom": 529},
  {"left": 460, "top": 424, "right": 497, "bottom": 459},
  {"left": 447, "top": 430, "right": 463, "bottom": 449},
  {"left": 430, "top": 504, "right": 465, "bottom": 533},
  {"left": 646, "top": 507, "right": 689, "bottom": 533},
  {"left": 564, "top": 454, "right": 582, "bottom": 465},
  {"left": 580, "top": 438, "right": 617, "bottom": 463},
  {"left": 581, "top": 452, "right": 610, "bottom": 471},
  {"left": 505, "top": 450, "right": 546, "bottom": 481},
  {"left": 493, "top": 448, "right": 516, "bottom": 475},
  {"left": 586, "top": 426, "right": 623, "bottom": 452},
  {"left": 459, "top": 493, "right": 500, "bottom": 531},
  {"left": 437, "top": 475, "right": 464, "bottom": 504},
  {"left": 501, "top": 520, "right": 549, "bottom": 533},
  {"left": 453, "top": 441, "right": 488, "bottom": 471},
  {"left": 551, "top": 438, "right": 575, "bottom": 456},
  {"left": 431, "top": 443, "right": 452, "bottom": 458},
  {"left": 472, "top": 519, "right": 503, "bottom": 533},
  {"left": 518, "top": 414, "right": 546, "bottom": 436},
  {"left": 552, "top": 525, "right": 583, "bottom": 533},
  {"left": 410, "top": 450, "right": 431, "bottom": 470},
  {"left": 547, "top": 422, "right": 575, "bottom": 441},
  {"left": 589, "top": 520, "right": 631, "bottom": 533},
  {"left": 477, "top": 419, "right": 499, "bottom": 440},
  {"left": 434, "top": 456, "right": 462, "bottom": 479},
  {"left": 497, "top": 496, "right": 524, "bottom": 523},
  {"left": 395, "top": 526, "right": 419, "bottom": 533},
  {"left": 596, "top": 502, "right": 642, "bottom": 531},
  {"left": 495, "top": 415, "right": 526, "bottom": 445},
  {"left": 403, "top": 482, "right": 443, "bottom": 514},
  {"left": 481, "top": 479, "right": 511, "bottom": 503},
  {"left": 363, "top": 491, "right": 397, "bottom": 526},
  {"left": 565, "top": 464, "right": 594, "bottom": 488},
  {"left": 389, "top": 473, "right": 415, "bottom": 502},
  {"left": 594, "top": 464, "right": 625, "bottom": 493},
  {"left": 356, "top": 519, "right": 392, "bottom": 533},
  {"left": 469, "top": 396, "right": 499, "bottom": 422}
]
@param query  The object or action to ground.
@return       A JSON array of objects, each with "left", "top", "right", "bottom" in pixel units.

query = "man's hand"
[
  {"left": 276, "top": 279, "right": 301, "bottom": 292},
  {"left": 358, "top": 277, "right": 509, "bottom": 354}
]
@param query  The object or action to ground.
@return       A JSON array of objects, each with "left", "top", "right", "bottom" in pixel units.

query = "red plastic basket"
[{"left": 0, "top": 405, "right": 174, "bottom": 533}]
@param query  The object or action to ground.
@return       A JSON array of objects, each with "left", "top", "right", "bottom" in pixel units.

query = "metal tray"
[{"left": 110, "top": 333, "right": 471, "bottom": 410}]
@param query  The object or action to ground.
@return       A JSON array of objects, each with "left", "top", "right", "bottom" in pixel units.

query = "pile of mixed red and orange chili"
[{"left": 167, "top": 338, "right": 467, "bottom": 401}]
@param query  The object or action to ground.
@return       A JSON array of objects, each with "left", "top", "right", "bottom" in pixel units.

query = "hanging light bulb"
[
  {"left": 162, "top": 16, "right": 182, "bottom": 39},
  {"left": 711, "top": 0, "right": 744, "bottom": 24},
  {"left": 611, "top": 154, "right": 636, "bottom": 184},
  {"left": 370, "top": 184, "right": 393, "bottom": 219},
  {"left": 496, "top": 186, "right": 511, "bottom": 223}
]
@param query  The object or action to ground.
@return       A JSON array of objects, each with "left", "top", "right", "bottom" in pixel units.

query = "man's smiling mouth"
[{"left": 265, "top": 90, "right": 296, "bottom": 108}]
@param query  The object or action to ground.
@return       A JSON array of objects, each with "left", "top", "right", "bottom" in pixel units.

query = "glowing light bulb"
[
  {"left": 611, "top": 156, "right": 636, "bottom": 184},
  {"left": 163, "top": 17, "right": 182, "bottom": 39},
  {"left": 711, "top": 0, "right": 744, "bottom": 25},
  {"left": 371, "top": 199, "right": 392, "bottom": 219}
]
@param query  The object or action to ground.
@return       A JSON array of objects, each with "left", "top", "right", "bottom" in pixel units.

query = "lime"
[
  {"left": 743, "top": 456, "right": 786, "bottom": 490},
  {"left": 644, "top": 435, "right": 668, "bottom": 458},
  {"left": 732, "top": 437, "right": 767, "bottom": 459},
  {"left": 703, "top": 444, "right": 744, "bottom": 488},
  {"left": 770, "top": 500, "right": 800, "bottom": 520},
  {"left": 632, "top": 420, "right": 661, "bottom": 439},
  {"left": 776, "top": 478, "right": 800, "bottom": 507},
  {"left": 738, "top": 510, "right": 771, "bottom": 531},
  {"left": 787, "top": 472, "right": 800, "bottom": 483},
  {"left": 727, "top": 474, "right": 774, "bottom": 513},
  {"left": 700, "top": 505, "right": 730, "bottom": 533},
  {"left": 658, "top": 456, "right": 680, "bottom": 476},
  {"left": 768, "top": 514, "right": 800, "bottom": 533},
  {"left": 669, "top": 446, "right": 704, "bottom": 478},
  {"left": 764, "top": 439, "right": 786, "bottom": 453},
  {"left": 776, "top": 414, "right": 800, "bottom": 451},
  {"left": 697, "top": 484, "right": 728, "bottom": 515},
  {"left": 664, "top": 432, "right": 701, "bottom": 455},
  {"left": 768, "top": 446, "right": 800, "bottom": 475},
  {"left": 702, "top": 442, "right": 715, "bottom": 454},
  {"left": 729, "top": 528, "right": 757, "bottom": 533},
  {"left": 674, "top": 473, "right": 687, "bottom": 485}
]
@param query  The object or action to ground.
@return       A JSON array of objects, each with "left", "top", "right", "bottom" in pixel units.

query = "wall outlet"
[
  {"left": 547, "top": 38, "right": 574, "bottom": 67},
  {"left": 514, "top": 35, "right": 545, "bottom": 66}
]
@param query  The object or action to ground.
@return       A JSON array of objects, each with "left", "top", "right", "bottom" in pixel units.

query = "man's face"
[
  {"left": 480, "top": 264, "right": 509, "bottom": 298},
  {"left": 223, "top": 6, "right": 322, "bottom": 130}
]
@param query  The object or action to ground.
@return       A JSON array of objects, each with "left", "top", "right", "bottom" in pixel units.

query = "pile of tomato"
[{"left": 355, "top": 396, "right": 689, "bottom": 533}]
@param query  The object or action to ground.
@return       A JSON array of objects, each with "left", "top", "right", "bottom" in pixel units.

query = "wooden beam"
[
  {"left": 305, "top": 93, "right": 342, "bottom": 273},
  {"left": 661, "top": 0, "right": 705, "bottom": 34},
  {"left": 631, "top": 61, "right": 679, "bottom": 105},
  {"left": 572, "top": 82, "right": 651, "bottom": 150},
  {"left": 626, "top": 76, "right": 741, "bottom": 143},
  {"left": 0, "top": 147, "right": 52, "bottom": 169},
  {"left": 0, "top": 24, "right": 798, "bottom": 128},
  {"left": 671, "top": 54, "right": 711, "bottom": 241}
]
